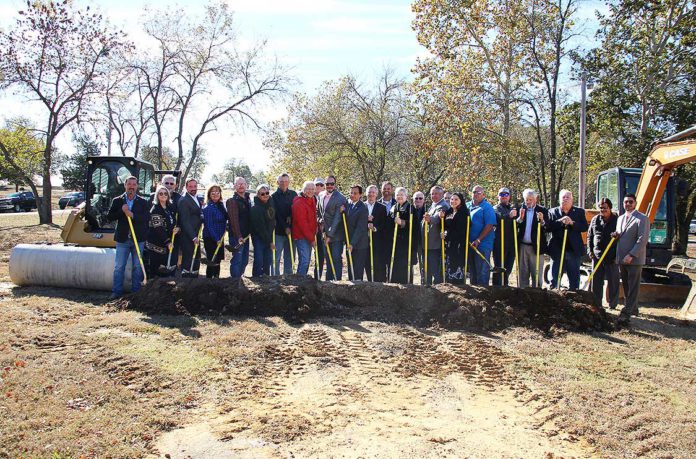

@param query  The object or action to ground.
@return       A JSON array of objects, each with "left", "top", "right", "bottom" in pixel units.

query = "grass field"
[{"left": 0, "top": 213, "right": 695, "bottom": 458}]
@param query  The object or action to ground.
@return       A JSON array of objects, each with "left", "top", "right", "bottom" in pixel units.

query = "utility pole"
[{"left": 579, "top": 72, "right": 587, "bottom": 208}]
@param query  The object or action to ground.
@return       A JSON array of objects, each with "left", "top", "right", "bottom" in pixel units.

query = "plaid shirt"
[{"left": 203, "top": 202, "right": 228, "bottom": 241}]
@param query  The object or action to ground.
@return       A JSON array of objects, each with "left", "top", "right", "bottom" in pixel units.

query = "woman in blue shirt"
[{"left": 202, "top": 184, "right": 228, "bottom": 278}]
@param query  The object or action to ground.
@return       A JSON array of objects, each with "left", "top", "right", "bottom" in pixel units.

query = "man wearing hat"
[
  {"left": 493, "top": 187, "right": 518, "bottom": 286},
  {"left": 313, "top": 177, "right": 325, "bottom": 278}
]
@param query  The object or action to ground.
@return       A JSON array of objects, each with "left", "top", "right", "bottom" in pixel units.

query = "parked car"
[
  {"left": 690, "top": 219, "right": 696, "bottom": 235},
  {"left": 0, "top": 191, "right": 37, "bottom": 212},
  {"left": 59, "top": 191, "right": 86, "bottom": 209}
]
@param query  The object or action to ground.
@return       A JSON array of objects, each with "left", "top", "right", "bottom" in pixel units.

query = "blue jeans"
[
  {"left": 252, "top": 236, "right": 272, "bottom": 277},
  {"left": 230, "top": 240, "right": 250, "bottom": 279},
  {"left": 550, "top": 250, "right": 581, "bottom": 290},
  {"left": 468, "top": 246, "right": 491, "bottom": 286},
  {"left": 295, "top": 238, "right": 313, "bottom": 275},
  {"left": 274, "top": 233, "right": 296, "bottom": 275},
  {"left": 325, "top": 240, "right": 344, "bottom": 280},
  {"left": 113, "top": 240, "right": 145, "bottom": 296}
]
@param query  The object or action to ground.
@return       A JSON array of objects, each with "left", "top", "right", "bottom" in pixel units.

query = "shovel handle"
[{"left": 126, "top": 215, "right": 147, "bottom": 285}]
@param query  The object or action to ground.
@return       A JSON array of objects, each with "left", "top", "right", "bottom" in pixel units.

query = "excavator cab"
[
  {"left": 60, "top": 156, "right": 161, "bottom": 248},
  {"left": 595, "top": 167, "right": 675, "bottom": 267}
]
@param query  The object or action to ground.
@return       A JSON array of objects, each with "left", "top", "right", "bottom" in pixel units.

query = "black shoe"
[
  {"left": 617, "top": 316, "right": 630, "bottom": 328},
  {"left": 109, "top": 293, "right": 120, "bottom": 301}
]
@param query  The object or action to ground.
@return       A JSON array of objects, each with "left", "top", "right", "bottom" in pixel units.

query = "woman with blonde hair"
[
  {"left": 202, "top": 183, "right": 228, "bottom": 278},
  {"left": 144, "top": 185, "right": 179, "bottom": 278}
]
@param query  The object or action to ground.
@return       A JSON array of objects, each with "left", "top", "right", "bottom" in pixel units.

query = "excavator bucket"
[{"left": 666, "top": 258, "right": 696, "bottom": 320}]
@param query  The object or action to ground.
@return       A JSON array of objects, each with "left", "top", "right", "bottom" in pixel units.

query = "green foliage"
[
  {"left": 0, "top": 120, "right": 44, "bottom": 189},
  {"left": 210, "top": 158, "right": 257, "bottom": 188},
  {"left": 0, "top": 0, "right": 128, "bottom": 223},
  {"left": 265, "top": 72, "right": 441, "bottom": 194},
  {"left": 59, "top": 136, "right": 99, "bottom": 192}
]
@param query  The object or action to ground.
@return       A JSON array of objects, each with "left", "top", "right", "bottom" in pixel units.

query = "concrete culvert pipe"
[{"left": 9, "top": 243, "right": 133, "bottom": 292}]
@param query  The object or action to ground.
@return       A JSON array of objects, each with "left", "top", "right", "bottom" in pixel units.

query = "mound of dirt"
[{"left": 119, "top": 276, "right": 610, "bottom": 333}]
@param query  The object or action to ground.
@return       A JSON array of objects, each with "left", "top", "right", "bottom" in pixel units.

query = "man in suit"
[
  {"left": 343, "top": 185, "right": 369, "bottom": 281},
  {"left": 178, "top": 178, "right": 203, "bottom": 277},
  {"left": 365, "top": 185, "right": 389, "bottom": 282},
  {"left": 422, "top": 185, "right": 450, "bottom": 285},
  {"left": 378, "top": 181, "right": 397, "bottom": 278},
  {"left": 612, "top": 193, "right": 650, "bottom": 326},
  {"left": 516, "top": 188, "right": 549, "bottom": 288},
  {"left": 313, "top": 177, "right": 326, "bottom": 279},
  {"left": 107, "top": 175, "right": 150, "bottom": 299},
  {"left": 412, "top": 191, "right": 427, "bottom": 284},
  {"left": 547, "top": 189, "right": 588, "bottom": 290},
  {"left": 318, "top": 175, "right": 348, "bottom": 280}
]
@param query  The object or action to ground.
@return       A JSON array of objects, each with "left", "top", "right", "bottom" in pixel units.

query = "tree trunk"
[{"left": 39, "top": 143, "right": 53, "bottom": 225}]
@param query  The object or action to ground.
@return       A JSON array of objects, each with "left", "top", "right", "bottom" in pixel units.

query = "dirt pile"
[{"left": 120, "top": 276, "right": 610, "bottom": 333}]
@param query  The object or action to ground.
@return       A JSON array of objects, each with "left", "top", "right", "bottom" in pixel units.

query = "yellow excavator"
[
  {"left": 588, "top": 125, "right": 696, "bottom": 319},
  {"left": 9, "top": 156, "right": 177, "bottom": 291}
]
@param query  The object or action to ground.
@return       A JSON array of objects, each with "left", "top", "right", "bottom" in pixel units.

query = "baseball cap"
[
  {"left": 314, "top": 177, "right": 325, "bottom": 185},
  {"left": 498, "top": 187, "right": 510, "bottom": 195}
]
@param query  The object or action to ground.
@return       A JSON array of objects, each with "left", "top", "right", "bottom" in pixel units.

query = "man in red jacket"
[{"left": 292, "top": 180, "right": 318, "bottom": 275}]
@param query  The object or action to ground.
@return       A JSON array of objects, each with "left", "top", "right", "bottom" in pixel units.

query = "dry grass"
[
  {"left": 0, "top": 213, "right": 695, "bottom": 457},
  {"left": 502, "top": 321, "right": 696, "bottom": 458}
]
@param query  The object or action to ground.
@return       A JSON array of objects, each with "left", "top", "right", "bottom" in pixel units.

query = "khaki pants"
[{"left": 518, "top": 243, "right": 544, "bottom": 288}]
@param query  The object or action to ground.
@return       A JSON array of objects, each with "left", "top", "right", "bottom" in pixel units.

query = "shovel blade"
[{"left": 158, "top": 265, "right": 176, "bottom": 275}]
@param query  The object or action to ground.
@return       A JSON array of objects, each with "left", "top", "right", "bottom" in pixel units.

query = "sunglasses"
[
  {"left": 316, "top": 183, "right": 325, "bottom": 187},
  {"left": 599, "top": 206, "right": 609, "bottom": 210},
  {"left": 499, "top": 193, "right": 509, "bottom": 197},
  {"left": 258, "top": 192, "right": 269, "bottom": 196},
  {"left": 157, "top": 192, "right": 169, "bottom": 196},
  {"left": 414, "top": 197, "right": 424, "bottom": 200},
  {"left": 164, "top": 182, "right": 175, "bottom": 186},
  {"left": 326, "top": 182, "right": 336, "bottom": 186}
]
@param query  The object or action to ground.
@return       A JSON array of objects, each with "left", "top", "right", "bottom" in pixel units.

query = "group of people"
[{"left": 107, "top": 173, "right": 650, "bottom": 326}]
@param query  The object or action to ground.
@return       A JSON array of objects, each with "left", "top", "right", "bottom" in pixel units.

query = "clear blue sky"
[{"left": 0, "top": 0, "right": 607, "bottom": 181}]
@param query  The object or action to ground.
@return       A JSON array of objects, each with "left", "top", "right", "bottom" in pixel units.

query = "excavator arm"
[{"left": 635, "top": 128, "right": 696, "bottom": 223}]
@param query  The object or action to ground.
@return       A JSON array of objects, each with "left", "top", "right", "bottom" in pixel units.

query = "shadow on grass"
[
  {"left": 626, "top": 313, "right": 696, "bottom": 341},
  {"left": 10, "top": 285, "right": 112, "bottom": 305}
]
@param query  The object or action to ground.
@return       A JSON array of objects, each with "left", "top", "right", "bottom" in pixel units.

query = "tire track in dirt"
[{"left": 158, "top": 322, "right": 591, "bottom": 458}]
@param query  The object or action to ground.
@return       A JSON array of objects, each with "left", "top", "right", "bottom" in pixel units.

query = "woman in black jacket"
[
  {"left": 250, "top": 184, "right": 276, "bottom": 277},
  {"left": 388, "top": 187, "right": 419, "bottom": 284},
  {"left": 145, "top": 186, "right": 179, "bottom": 278},
  {"left": 440, "top": 192, "right": 470, "bottom": 284}
]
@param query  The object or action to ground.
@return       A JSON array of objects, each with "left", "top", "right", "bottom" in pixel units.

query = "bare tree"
[
  {"left": 129, "top": 2, "right": 289, "bottom": 182},
  {"left": 524, "top": 0, "right": 579, "bottom": 206},
  {"left": 0, "top": 1, "right": 127, "bottom": 223}
]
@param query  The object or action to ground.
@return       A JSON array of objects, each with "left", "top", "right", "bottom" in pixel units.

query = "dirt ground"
[{"left": 1, "top": 215, "right": 695, "bottom": 458}]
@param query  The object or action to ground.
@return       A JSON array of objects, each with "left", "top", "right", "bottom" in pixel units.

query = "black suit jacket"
[
  {"left": 547, "top": 206, "right": 588, "bottom": 257},
  {"left": 368, "top": 201, "right": 390, "bottom": 250},
  {"left": 516, "top": 204, "right": 549, "bottom": 254},
  {"left": 107, "top": 193, "right": 150, "bottom": 243},
  {"left": 178, "top": 192, "right": 203, "bottom": 242}
]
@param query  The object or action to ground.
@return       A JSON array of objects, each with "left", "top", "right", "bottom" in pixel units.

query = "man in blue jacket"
[
  {"left": 547, "top": 189, "right": 588, "bottom": 290},
  {"left": 467, "top": 185, "right": 497, "bottom": 286},
  {"left": 107, "top": 176, "right": 150, "bottom": 299}
]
